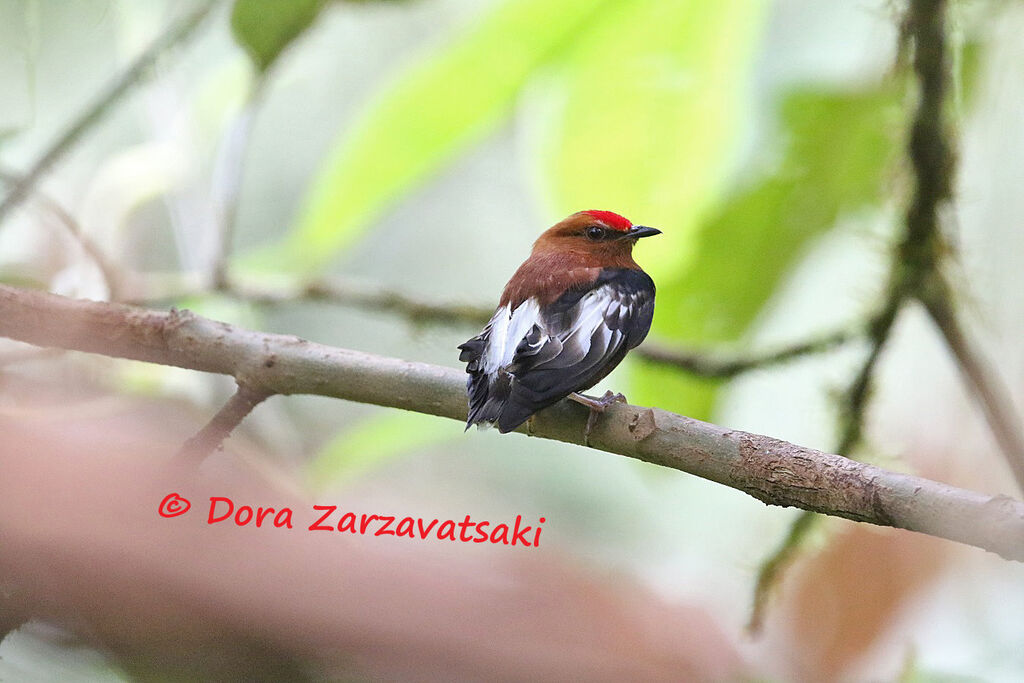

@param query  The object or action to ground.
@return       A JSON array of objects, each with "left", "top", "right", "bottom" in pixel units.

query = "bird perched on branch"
[{"left": 459, "top": 210, "right": 660, "bottom": 438}]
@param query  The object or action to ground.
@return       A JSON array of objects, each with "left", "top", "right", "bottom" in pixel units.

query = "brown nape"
[{"left": 498, "top": 214, "right": 643, "bottom": 309}]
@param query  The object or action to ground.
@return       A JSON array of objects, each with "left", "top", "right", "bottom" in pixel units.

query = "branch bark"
[
  {"left": 176, "top": 382, "right": 271, "bottom": 465},
  {"left": 1, "top": 284, "right": 1022, "bottom": 560}
]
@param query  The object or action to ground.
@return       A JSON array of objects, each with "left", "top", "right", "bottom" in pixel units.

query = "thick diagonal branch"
[{"left": 1, "top": 284, "right": 1022, "bottom": 560}]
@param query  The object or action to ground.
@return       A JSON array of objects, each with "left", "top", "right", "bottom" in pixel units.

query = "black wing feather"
[{"left": 459, "top": 268, "right": 655, "bottom": 433}]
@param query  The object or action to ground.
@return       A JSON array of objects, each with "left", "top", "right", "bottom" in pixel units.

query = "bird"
[{"left": 458, "top": 210, "right": 660, "bottom": 438}]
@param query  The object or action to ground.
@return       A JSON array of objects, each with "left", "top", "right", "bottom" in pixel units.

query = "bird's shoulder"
[
  {"left": 500, "top": 254, "right": 604, "bottom": 311},
  {"left": 546, "top": 267, "right": 655, "bottom": 316}
]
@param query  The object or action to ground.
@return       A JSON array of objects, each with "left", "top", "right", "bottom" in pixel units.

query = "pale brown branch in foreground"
[
  {"left": 176, "top": 382, "right": 271, "bottom": 466},
  {"left": 1, "top": 284, "right": 1022, "bottom": 561}
]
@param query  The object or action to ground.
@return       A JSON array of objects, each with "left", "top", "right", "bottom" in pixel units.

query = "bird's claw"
[
  {"left": 571, "top": 391, "right": 628, "bottom": 446},
  {"left": 597, "top": 390, "right": 627, "bottom": 407},
  {"left": 584, "top": 410, "right": 600, "bottom": 446}
]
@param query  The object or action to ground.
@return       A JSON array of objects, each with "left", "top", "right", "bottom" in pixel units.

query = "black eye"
[{"left": 585, "top": 226, "right": 605, "bottom": 241}]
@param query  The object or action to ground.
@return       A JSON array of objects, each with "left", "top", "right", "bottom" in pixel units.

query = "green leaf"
[
  {"left": 535, "top": 0, "right": 767, "bottom": 276},
  {"left": 632, "top": 81, "right": 906, "bottom": 418},
  {"left": 529, "top": 0, "right": 767, "bottom": 420},
  {"left": 230, "top": 0, "right": 328, "bottom": 73},
  {"left": 307, "top": 410, "right": 456, "bottom": 488},
  {"left": 281, "top": 0, "right": 618, "bottom": 269}
]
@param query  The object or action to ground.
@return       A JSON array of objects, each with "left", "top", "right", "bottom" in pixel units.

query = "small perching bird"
[{"left": 458, "top": 210, "right": 660, "bottom": 437}]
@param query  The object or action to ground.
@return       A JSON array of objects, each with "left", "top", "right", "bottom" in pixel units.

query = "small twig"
[
  {"left": 903, "top": 0, "right": 1024, "bottom": 489},
  {"left": 834, "top": 302, "right": 903, "bottom": 452},
  {"left": 635, "top": 327, "right": 857, "bottom": 379},
  {"left": 922, "top": 278, "right": 1024, "bottom": 492},
  {"left": 0, "top": 0, "right": 220, "bottom": 225},
  {"left": 176, "top": 382, "right": 272, "bottom": 466},
  {"left": 123, "top": 272, "right": 496, "bottom": 328},
  {"left": 210, "top": 77, "right": 267, "bottom": 290},
  {"left": 0, "top": 168, "right": 121, "bottom": 298},
  {"left": 747, "top": 509, "right": 818, "bottom": 634}
]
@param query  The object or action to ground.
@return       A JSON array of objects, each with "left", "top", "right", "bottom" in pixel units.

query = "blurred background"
[{"left": 1, "top": 0, "right": 1023, "bottom": 680}]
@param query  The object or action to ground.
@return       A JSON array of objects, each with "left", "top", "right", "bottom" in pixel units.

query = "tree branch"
[
  {"left": 922, "top": 279, "right": 1024, "bottom": 490},
  {"left": 0, "top": 168, "right": 122, "bottom": 298},
  {"left": 900, "top": 0, "right": 1024, "bottom": 492},
  {"left": 748, "top": 0, "right": 1024, "bottom": 629},
  {"left": 0, "top": 0, "right": 220, "bottom": 224},
  {"left": 635, "top": 327, "right": 857, "bottom": 379},
  {"left": 1, "top": 284, "right": 1022, "bottom": 560},
  {"left": 210, "top": 77, "right": 268, "bottom": 290},
  {"left": 176, "top": 382, "right": 271, "bottom": 465},
  {"left": 123, "top": 273, "right": 496, "bottom": 329}
]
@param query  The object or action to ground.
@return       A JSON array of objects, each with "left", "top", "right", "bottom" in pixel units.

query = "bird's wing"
[
  {"left": 460, "top": 268, "right": 655, "bottom": 433},
  {"left": 506, "top": 269, "right": 655, "bottom": 408},
  {"left": 458, "top": 301, "right": 540, "bottom": 428}
]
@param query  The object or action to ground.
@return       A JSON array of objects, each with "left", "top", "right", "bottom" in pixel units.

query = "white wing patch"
[
  {"left": 482, "top": 287, "right": 626, "bottom": 378},
  {"left": 481, "top": 298, "right": 542, "bottom": 377}
]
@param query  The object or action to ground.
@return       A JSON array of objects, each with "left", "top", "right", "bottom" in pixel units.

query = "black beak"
[{"left": 627, "top": 225, "right": 662, "bottom": 239}]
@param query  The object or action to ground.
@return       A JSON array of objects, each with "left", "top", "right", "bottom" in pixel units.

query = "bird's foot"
[{"left": 569, "top": 391, "right": 627, "bottom": 445}]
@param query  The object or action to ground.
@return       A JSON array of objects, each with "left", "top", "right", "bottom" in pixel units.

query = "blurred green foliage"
[
  {"left": 633, "top": 83, "right": 906, "bottom": 417},
  {"left": 284, "top": 0, "right": 618, "bottom": 266},
  {"left": 537, "top": 0, "right": 765, "bottom": 274}
]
